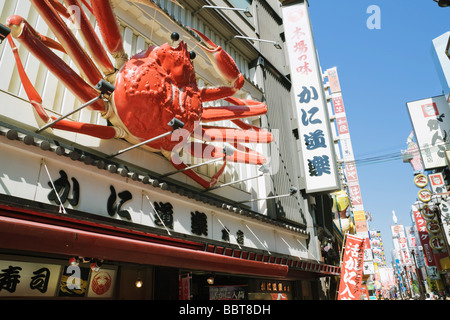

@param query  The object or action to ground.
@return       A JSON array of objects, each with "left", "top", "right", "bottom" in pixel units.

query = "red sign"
[
  {"left": 345, "top": 163, "right": 359, "bottom": 182},
  {"left": 412, "top": 206, "right": 436, "bottom": 267},
  {"left": 338, "top": 235, "right": 365, "bottom": 300},
  {"left": 336, "top": 117, "right": 349, "bottom": 135},
  {"left": 421, "top": 103, "right": 439, "bottom": 117},
  {"left": 332, "top": 95, "right": 345, "bottom": 114},
  {"left": 348, "top": 184, "right": 363, "bottom": 206},
  {"left": 91, "top": 271, "right": 112, "bottom": 296}
]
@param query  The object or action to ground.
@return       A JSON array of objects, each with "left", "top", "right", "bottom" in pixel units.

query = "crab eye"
[
  {"left": 189, "top": 51, "right": 196, "bottom": 60},
  {"left": 171, "top": 32, "right": 180, "bottom": 42}
]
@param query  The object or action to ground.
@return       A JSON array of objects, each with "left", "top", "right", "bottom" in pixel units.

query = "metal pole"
[
  {"left": 36, "top": 95, "right": 102, "bottom": 133},
  {"left": 205, "top": 173, "right": 264, "bottom": 191},
  {"left": 108, "top": 131, "right": 173, "bottom": 158},
  {"left": 160, "top": 157, "right": 223, "bottom": 177},
  {"left": 233, "top": 192, "right": 293, "bottom": 204}
]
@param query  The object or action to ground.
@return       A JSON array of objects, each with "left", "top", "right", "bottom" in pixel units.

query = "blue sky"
[{"left": 307, "top": 0, "right": 449, "bottom": 265}]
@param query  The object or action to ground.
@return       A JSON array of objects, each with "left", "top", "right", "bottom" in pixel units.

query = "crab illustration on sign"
[
  {"left": 5, "top": 0, "right": 273, "bottom": 189},
  {"left": 418, "top": 189, "right": 432, "bottom": 203}
]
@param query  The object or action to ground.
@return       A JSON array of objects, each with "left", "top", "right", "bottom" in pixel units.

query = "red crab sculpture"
[{"left": 5, "top": 0, "right": 273, "bottom": 189}]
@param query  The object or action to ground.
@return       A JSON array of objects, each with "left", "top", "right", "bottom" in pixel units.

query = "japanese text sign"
[
  {"left": 407, "top": 96, "right": 450, "bottom": 170},
  {"left": 282, "top": 2, "right": 339, "bottom": 193},
  {"left": 411, "top": 205, "right": 436, "bottom": 267},
  {"left": 338, "top": 235, "right": 365, "bottom": 300}
]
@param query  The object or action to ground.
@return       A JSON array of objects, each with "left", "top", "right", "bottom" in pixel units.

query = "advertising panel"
[
  {"left": 428, "top": 172, "right": 445, "bottom": 193},
  {"left": 282, "top": 2, "right": 339, "bottom": 193},
  {"left": 0, "top": 259, "right": 116, "bottom": 298},
  {"left": 406, "top": 131, "right": 424, "bottom": 172},
  {"left": 327, "top": 67, "right": 341, "bottom": 94},
  {"left": 411, "top": 205, "right": 436, "bottom": 267},
  {"left": 338, "top": 235, "right": 365, "bottom": 300},
  {"left": 407, "top": 95, "right": 450, "bottom": 169}
]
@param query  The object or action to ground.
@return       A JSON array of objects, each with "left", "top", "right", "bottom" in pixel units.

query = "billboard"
[
  {"left": 407, "top": 95, "right": 450, "bottom": 170},
  {"left": 282, "top": 2, "right": 340, "bottom": 193},
  {"left": 338, "top": 235, "right": 365, "bottom": 300},
  {"left": 405, "top": 131, "right": 424, "bottom": 172}
]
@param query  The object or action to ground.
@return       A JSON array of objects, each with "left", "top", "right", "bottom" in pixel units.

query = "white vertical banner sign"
[
  {"left": 406, "top": 95, "right": 450, "bottom": 170},
  {"left": 282, "top": 2, "right": 340, "bottom": 193}
]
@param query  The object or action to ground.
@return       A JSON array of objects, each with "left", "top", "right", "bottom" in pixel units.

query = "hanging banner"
[
  {"left": 439, "top": 199, "right": 450, "bottom": 252},
  {"left": 282, "top": 2, "right": 340, "bottom": 193},
  {"left": 406, "top": 95, "right": 450, "bottom": 170},
  {"left": 412, "top": 205, "right": 436, "bottom": 267},
  {"left": 338, "top": 235, "right": 365, "bottom": 300},
  {"left": 406, "top": 131, "right": 424, "bottom": 172},
  {"left": 327, "top": 67, "right": 341, "bottom": 94}
]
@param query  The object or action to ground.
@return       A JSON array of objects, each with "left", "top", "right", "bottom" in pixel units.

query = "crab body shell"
[{"left": 113, "top": 42, "right": 201, "bottom": 151}]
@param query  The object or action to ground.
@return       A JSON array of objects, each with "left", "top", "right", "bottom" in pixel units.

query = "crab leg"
[
  {"left": 186, "top": 142, "right": 266, "bottom": 165},
  {"left": 6, "top": 34, "right": 116, "bottom": 139},
  {"left": 198, "top": 125, "right": 272, "bottom": 144},
  {"left": 62, "top": 0, "right": 116, "bottom": 76},
  {"left": 195, "top": 119, "right": 273, "bottom": 144},
  {"left": 44, "top": 0, "right": 116, "bottom": 76},
  {"left": 90, "top": 0, "right": 128, "bottom": 70},
  {"left": 202, "top": 97, "right": 268, "bottom": 122},
  {"left": 169, "top": 153, "right": 227, "bottom": 189},
  {"left": 188, "top": 27, "right": 245, "bottom": 101},
  {"left": 29, "top": 0, "right": 103, "bottom": 87},
  {"left": 48, "top": 0, "right": 72, "bottom": 18},
  {"left": 6, "top": 17, "right": 105, "bottom": 112},
  {"left": 6, "top": 35, "right": 49, "bottom": 123},
  {"left": 231, "top": 143, "right": 266, "bottom": 165},
  {"left": 50, "top": 119, "right": 117, "bottom": 139}
]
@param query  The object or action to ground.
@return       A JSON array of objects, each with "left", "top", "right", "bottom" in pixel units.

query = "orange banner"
[{"left": 338, "top": 235, "right": 365, "bottom": 300}]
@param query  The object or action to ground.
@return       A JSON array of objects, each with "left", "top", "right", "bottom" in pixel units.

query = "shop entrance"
[{"left": 186, "top": 272, "right": 298, "bottom": 300}]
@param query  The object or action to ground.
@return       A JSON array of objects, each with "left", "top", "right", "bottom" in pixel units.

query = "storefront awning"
[
  {"left": 0, "top": 215, "right": 290, "bottom": 278},
  {"left": 0, "top": 202, "right": 340, "bottom": 279}
]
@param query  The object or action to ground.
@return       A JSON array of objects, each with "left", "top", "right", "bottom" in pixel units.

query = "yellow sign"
[
  {"left": 354, "top": 210, "right": 366, "bottom": 221},
  {"left": 414, "top": 174, "right": 428, "bottom": 188},
  {"left": 332, "top": 190, "right": 349, "bottom": 213},
  {"left": 418, "top": 189, "right": 432, "bottom": 202}
]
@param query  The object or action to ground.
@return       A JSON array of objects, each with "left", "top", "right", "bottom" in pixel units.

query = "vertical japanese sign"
[
  {"left": 407, "top": 95, "right": 450, "bottom": 170},
  {"left": 326, "top": 67, "right": 368, "bottom": 234},
  {"left": 411, "top": 205, "right": 436, "bottom": 267},
  {"left": 282, "top": 2, "right": 339, "bottom": 193},
  {"left": 338, "top": 234, "right": 365, "bottom": 300},
  {"left": 405, "top": 131, "right": 424, "bottom": 172}
]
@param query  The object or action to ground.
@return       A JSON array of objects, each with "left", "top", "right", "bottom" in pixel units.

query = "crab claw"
[{"left": 188, "top": 27, "right": 244, "bottom": 90}]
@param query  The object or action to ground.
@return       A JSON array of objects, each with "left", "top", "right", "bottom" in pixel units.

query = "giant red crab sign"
[{"left": 4, "top": 0, "right": 273, "bottom": 189}]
